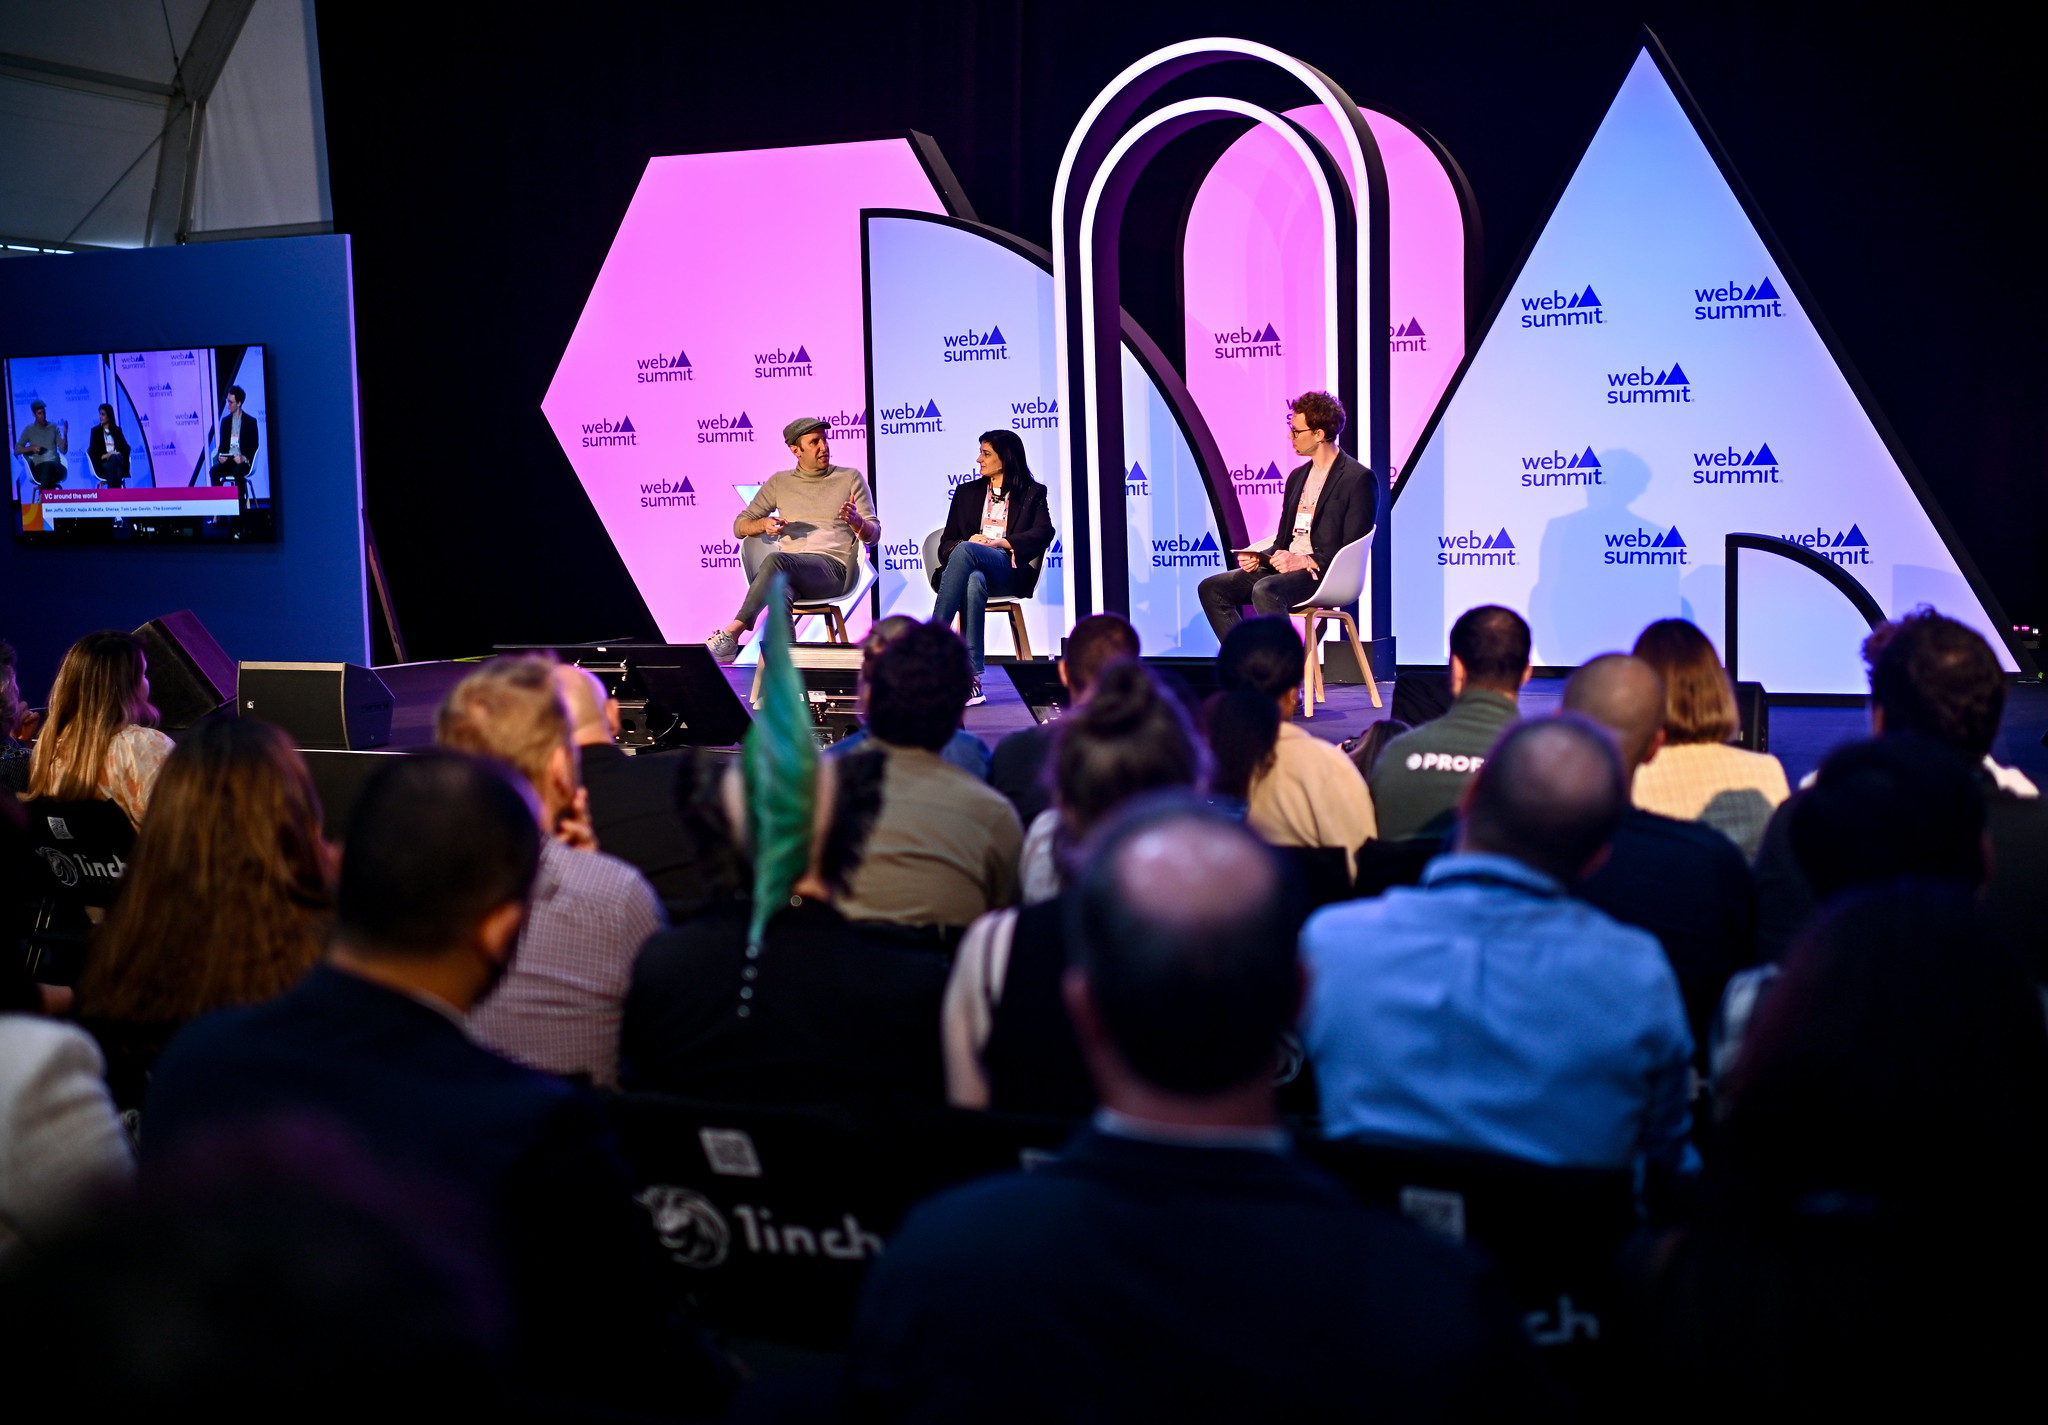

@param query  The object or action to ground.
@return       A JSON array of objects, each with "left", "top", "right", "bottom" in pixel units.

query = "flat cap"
[{"left": 782, "top": 415, "right": 829, "bottom": 446}]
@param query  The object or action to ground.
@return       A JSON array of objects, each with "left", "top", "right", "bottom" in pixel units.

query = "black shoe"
[{"left": 966, "top": 676, "right": 986, "bottom": 708}]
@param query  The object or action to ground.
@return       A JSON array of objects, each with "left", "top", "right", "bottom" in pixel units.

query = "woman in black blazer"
[
  {"left": 85, "top": 404, "right": 131, "bottom": 487},
  {"left": 930, "top": 429, "right": 1055, "bottom": 698}
]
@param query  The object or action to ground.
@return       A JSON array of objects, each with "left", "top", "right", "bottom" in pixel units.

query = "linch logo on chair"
[
  {"left": 36, "top": 846, "right": 126, "bottom": 889},
  {"left": 635, "top": 1185, "right": 886, "bottom": 1270}
]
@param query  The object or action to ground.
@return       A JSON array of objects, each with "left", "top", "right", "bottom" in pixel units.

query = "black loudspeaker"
[
  {"left": 574, "top": 644, "right": 753, "bottom": 748},
  {"left": 238, "top": 662, "right": 394, "bottom": 750},
  {"left": 132, "top": 610, "right": 235, "bottom": 728},
  {"left": 1733, "top": 681, "right": 1769, "bottom": 753},
  {"left": 298, "top": 749, "right": 408, "bottom": 839}
]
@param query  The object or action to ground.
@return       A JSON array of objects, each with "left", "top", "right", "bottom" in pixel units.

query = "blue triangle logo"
[
  {"left": 1665, "top": 526, "right": 1686, "bottom": 549},
  {"left": 678, "top": 476, "right": 694, "bottom": 493},
  {"left": 1742, "top": 284, "right": 1758, "bottom": 301},
  {"left": 735, "top": 412, "right": 752, "bottom": 428},
  {"left": 675, "top": 349, "right": 690, "bottom": 366},
  {"left": 1665, "top": 362, "right": 1690, "bottom": 386},
  {"left": 1493, "top": 527, "right": 1514, "bottom": 550},
  {"left": 1258, "top": 323, "right": 1280, "bottom": 343},
  {"left": 1129, "top": 462, "right": 1147, "bottom": 481},
  {"left": 1756, "top": 276, "right": 1780, "bottom": 300},
  {"left": 1753, "top": 442, "right": 1778, "bottom": 466},
  {"left": 1194, "top": 532, "right": 1218, "bottom": 552},
  {"left": 986, "top": 326, "right": 1005, "bottom": 345},
  {"left": 1263, "top": 462, "right": 1282, "bottom": 480},
  {"left": 792, "top": 345, "right": 811, "bottom": 363},
  {"left": 618, "top": 415, "right": 635, "bottom": 433},
  {"left": 1841, "top": 524, "right": 1867, "bottom": 547},
  {"left": 1579, "top": 446, "right": 1600, "bottom": 468},
  {"left": 1650, "top": 529, "right": 1666, "bottom": 548},
  {"left": 1579, "top": 285, "right": 1601, "bottom": 308},
  {"left": 1408, "top": 317, "right": 1426, "bottom": 336}
]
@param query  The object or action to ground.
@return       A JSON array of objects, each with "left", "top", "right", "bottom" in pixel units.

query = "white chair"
[
  {"left": 922, "top": 527, "right": 1037, "bottom": 660},
  {"left": 741, "top": 534, "right": 875, "bottom": 644},
  {"left": 1288, "top": 533, "right": 1382, "bottom": 716}
]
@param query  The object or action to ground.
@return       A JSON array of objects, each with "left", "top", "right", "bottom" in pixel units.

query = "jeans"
[
  {"left": 1197, "top": 566, "right": 1320, "bottom": 640},
  {"left": 931, "top": 541, "right": 1028, "bottom": 674},
  {"left": 733, "top": 551, "right": 848, "bottom": 627}
]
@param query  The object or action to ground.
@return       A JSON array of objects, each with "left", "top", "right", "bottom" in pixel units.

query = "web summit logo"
[
  {"left": 695, "top": 412, "right": 753, "bottom": 444},
  {"left": 1695, "top": 443, "right": 1781, "bottom": 486},
  {"left": 1782, "top": 524, "right": 1871, "bottom": 566},
  {"left": 754, "top": 345, "right": 813, "bottom": 379},
  {"left": 1212, "top": 323, "right": 1282, "bottom": 359},
  {"left": 825, "top": 408, "right": 867, "bottom": 443},
  {"left": 1231, "top": 460, "right": 1286, "bottom": 495},
  {"left": 1607, "top": 363, "right": 1693, "bottom": 406},
  {"left": 636, "top": 347, "right": 693, "bottom": 383},
  {"left": 1604, "top": 527, "right": 1689, "bottom": 565},
  {"left": 1438, "top": 528, "right": 1517, "bottom": 566},
  {"left": 1390, "top": 317, "right": 1428, "bottom": 353},
  {"left": 1695, "top": 277, "right": 1783, "bottom": 322},
  {"left": 1520, "top": 286, "right": 1603, "bottom": 329},
  {"left": 881, "top": 539, "right": 924, "bottom": 573},
  {"left": 639, "top": 476, "right": 696, "bottom": 509},
  {"left": 1010, "top": 397, "right": 1058, "bottom": 430},
  {"left": 943, "top": 326, "right": 1009, "bottom": 362},
  {"left": 878, "top": 400, "right": 942, "bottom": 436},
  {"left": 581, "top": 416, "right": 637, "bottom": 448},
  {"left": 1520, "top": 447, "right": 1603, "bottom": 489},
  {"left": 1153, "top": 531, "right": 1223, "bottom": 568},
  {"left": 1125, "top": 461, "right": 1150, "bottom": 496}
]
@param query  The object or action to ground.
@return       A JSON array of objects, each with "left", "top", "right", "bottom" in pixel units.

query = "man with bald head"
[
  {"left": 1304, "top": 717, "right": 1696, "bottom": 1173},
  {"left": 850, "top": 799, "right": 1540, "bottom": 1420},
  {"left": 1565, "top": 655, "right": 1757, "bottom": 1052}
]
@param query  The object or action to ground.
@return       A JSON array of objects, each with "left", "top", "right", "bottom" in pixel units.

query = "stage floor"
[{"left": 377, "top": 656, "right": 2048, "bottom": 793}]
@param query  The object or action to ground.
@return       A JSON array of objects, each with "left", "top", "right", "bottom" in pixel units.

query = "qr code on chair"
[{"left": 699, "top": 1127, "right": 763, "bottom": 1178}]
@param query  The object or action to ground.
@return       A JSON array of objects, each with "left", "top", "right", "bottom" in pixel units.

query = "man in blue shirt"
[{"left": 1304, "top": 716, "right": 1696, "bottom": 1174}]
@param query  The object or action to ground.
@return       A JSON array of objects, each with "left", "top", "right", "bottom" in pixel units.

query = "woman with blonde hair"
[
  {"left": 25, "top": 630, "right": 174, "bottom": 826},
  {"left": 75, "top": 717, "right": 333, "bottom": 1110},
  {"left": 1630, "top": 618, "right": 1790, "bottom": 859}
]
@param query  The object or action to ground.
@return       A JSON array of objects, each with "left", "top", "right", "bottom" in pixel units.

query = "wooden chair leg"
[
  {"left": 1007, "top": 606, "right": 1032, "bottom": 661},
  {"left": 1336, "top": 611, "right": 1381, "bottom": 709},
  {"left": 1300, "top": 611, "right": 1318, "bottom": 717},
  {"left": 749, "top": 656, "right": 765, "bottom": 708},
  {"left": 824, "top": 607, "right": 847, "bottom": 644}
]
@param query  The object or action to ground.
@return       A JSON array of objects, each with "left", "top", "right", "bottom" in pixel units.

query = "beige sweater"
[{"left": 1248, "top": 723, "right": 1378, "bottom": 875}]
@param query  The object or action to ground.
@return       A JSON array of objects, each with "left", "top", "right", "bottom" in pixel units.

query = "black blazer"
[
  {"left": 1268, "top": 451, "right": 1379, "bottom": 575},
  {"left": 215, "top": 410, "right": 259, "bottom": 465},
  {"left": 933, "top": 476, "right": 1055, "bottom": 596},
  {"left": 85, "top": 423, "right": 130, "bottom": 482}
]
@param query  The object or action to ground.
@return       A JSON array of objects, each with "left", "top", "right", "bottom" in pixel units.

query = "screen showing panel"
[{"left": 8, "top": 343, "right": 274, "bottom": 543}]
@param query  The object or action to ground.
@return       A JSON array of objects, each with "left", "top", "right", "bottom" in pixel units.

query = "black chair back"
[
  {"left": 1352, "top": 834, "right": 1447, "bottom": 897},
  {"left": 15, "top": 797, "right": 135, "bottom": 983},
  {"left": 1276, "top": 844, "right": 1353, "bottom": 911},
  {"left": 611, "top": 1094, "right": 1074, "bottom": 1347}
]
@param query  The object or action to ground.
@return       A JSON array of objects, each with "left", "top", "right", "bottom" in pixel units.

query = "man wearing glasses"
[{"left": 1197, "top": 390, "right": 1379, "bottom": 640}]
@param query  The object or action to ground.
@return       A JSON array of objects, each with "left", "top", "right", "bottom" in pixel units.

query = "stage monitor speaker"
[
  {"left": 299, "top": 749, "right": 408, "bottom": 839},
  {"left": 1000, "top": 661, "right": 1069, "bottom": 724},
  {"left": 579, "top": 644, "right": 753, "bottom": 748},
  {"left": 238, "top": 662, "right": 394, "bottom": 750},
  {"left": 1142, "top": 657, "right": 1223, "bottom": 707},
  {"left": 132, "top": 610, "right": 235, "bottom": 729},
  {"left": 1391, "top": 671, "right": 1454, "bottom": 727}
]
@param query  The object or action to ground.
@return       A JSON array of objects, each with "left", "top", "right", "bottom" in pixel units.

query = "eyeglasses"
[{"left": 1286, "top": 424, "right": 1311, "bottom": 436}]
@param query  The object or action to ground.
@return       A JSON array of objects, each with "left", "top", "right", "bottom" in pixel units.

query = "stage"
[{"left": 374, "top": 655, "right": 2048, "bottom": 794}]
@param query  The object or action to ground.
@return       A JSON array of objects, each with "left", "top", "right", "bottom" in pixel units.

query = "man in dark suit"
[
  {"left": 211, "top": 384, "right": 258, "bottom": 494},
  {"left": 144, "top": 751, "right": 734, "bottom": 1419},
  {"left": 1198, "top": 390, "right": 1379, "bottom": 641},
  {"left": 846, "top": 799, "right": 1542, "bottom": 1422},
  {"left": 1564, "top": 654, "right": 1758, "bottom": 1056}
]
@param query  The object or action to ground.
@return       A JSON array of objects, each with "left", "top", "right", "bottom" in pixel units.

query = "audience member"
[
  {"left": 142, "top": 752, "right": 734, "bottom": 1417},
  {"left": 24, "top": 630, "right": 174, "bottom": 827},
  {"left": 0, "top": 640, "right": 30, "bottom": 795},
  {"left": 850, "top": 800, "right": 1543, "bottom": 1422},
  {"left": 1344, "top": 716, "right": 1411, "bottom": 778},
  {"left": 1755, "top": 608, "right": 2048, "bottom": 968},
  {"left": 1201, "top": 683, "right": 1278, "bottom": 821},
  {"left": 1216, "top": 617, "right": 1376, "bottom": 875},
  {"left": 1370, "top": 606, "right": 1530, "bottom": 841},
  {"left": 622, "top": 746, "right": 948, "bottom": 1108},
  {"left": 1714, "top": 733, "right": 1988, "bottom": 1084},
  {"left": 75, "top": 718, "right": 333, "bottom": 1111},
  {"left": 829, "top": 614, "right": 991, "bottom": 778},
  {"left": 0, "top": 1013, "right": 132, "bottom": 1259},
  {"left": 944, "top": 664, "right": 1203, "bottom": 1110},
  {"left": 1645, "top": 884, "right": 2048, "bottom": 1419},
  {"left": 986, "top": 612, "right": 1140, "bottom": 824},
  {"left": 1563, "top": 655, "right": 1758, "bottom": 1054},
  {"left": 437, "top": 656, "right": 664, "bottom": 1088},
  {"left": 1306, "top": 717, "right": 1695, "bottom": 1173},
  {"left": 834, "top": 622, "right": 1021, "bottom": 938},
  {"left": 1629, "top": 618, "right": 1789, "bottom": 858}
]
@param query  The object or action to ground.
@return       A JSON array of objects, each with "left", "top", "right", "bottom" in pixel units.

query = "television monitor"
[{"left": 7, "top": 343, "right": 275, "bottom": 543}]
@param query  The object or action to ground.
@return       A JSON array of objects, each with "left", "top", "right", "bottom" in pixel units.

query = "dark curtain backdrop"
[{"left": 317, "top": 2, "right": 2047, "bottom": 657}]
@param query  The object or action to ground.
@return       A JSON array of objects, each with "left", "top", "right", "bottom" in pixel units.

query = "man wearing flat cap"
[{"left": 705, "top": 416, "right": 880, "bottom": 663}]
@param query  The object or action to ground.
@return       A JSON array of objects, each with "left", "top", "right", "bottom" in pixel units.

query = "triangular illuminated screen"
[{"left": 1393, "top": 47, "right": 2015, "bottom": 692}]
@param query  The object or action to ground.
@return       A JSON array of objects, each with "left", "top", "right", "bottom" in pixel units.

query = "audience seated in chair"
[
  {"left": 1644, "top": 882, "right": 2048, "bottom": 1420},
  {"left": 828, "top": 615, "right": 991, "bottom": 779},
  {"left": 437, "top": 656, "right": 664, "bottom": 1089},
  {"left": 621, "top": 745, "right": 948, "bottom": 1110},
  {"left": 24, "top": 630, "right": 174, "bottom": 828},
  {"left": 848, "top": 798, "right": 1545, "bottom": 1422},
  {"left": 1563, "top": 654, "right": 1758, "bottom": 1058},
  {"left": 1370, "top": 605, "right": 1530, "bottom": 842},
  {"left": 0, "top": 639, "right": 31, "bottom": 796},
  {"left": 141, "top": 751, "right": 735, "bottom": 1419},
  {"left": 833, "top": 623, "right": 1021, "bottom": 939},
  {"left": 1754, "top": 608, "right": 2048, "bottom": 971},
  {"left": 1215, "top": 617, "right": 1376, "bottom": 877},
  {"left": 74, "top": 718, "right": 333, "bottom": 1112},
  {"left": 1305, "top": 716, "right": 1696, "bottom": 1175},
  {"left": 944, "top": 662, "right": 1205, "bottom": 1113},
  {"left": 987, "top": 611, "right": 1139, "bottom": 824},
  {"left": 0, "top": 1008, "right": 132, "bottom": 1262},
  {"left": 1629, "top": 618, "right": 1789, "bottom": 859}
]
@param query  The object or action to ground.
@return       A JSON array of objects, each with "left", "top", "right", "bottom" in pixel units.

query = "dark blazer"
[
  {"left": 85, "top": 423, "right": 130, "bottom": 484},
  {"left": 1268, "top": 451, "right": 1379, "bottom": 575},
  {"left": 144, "top": 963, "right": 734, "bottom": 1416},
  {"left": 847, "top": 1128, "right": 1547, "bottom": 1422},
  {"left": 215, "top": 410, "right": 259, "bottom": 467},
  {"left": 933, "top": 476, "right": 1055, "bottom": 596}
]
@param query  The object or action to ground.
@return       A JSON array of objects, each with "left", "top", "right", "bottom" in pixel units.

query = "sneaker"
[
  {"left": 965, "top": 676, "right": 986, "bottom": 708},
  {"left": 705, "top": 629, "right": 740, "bottom": 665}
]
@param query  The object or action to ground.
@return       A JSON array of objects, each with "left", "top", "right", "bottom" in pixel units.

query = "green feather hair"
[{"left": 742, "top": 573, "right": 819, "bottom": 952}]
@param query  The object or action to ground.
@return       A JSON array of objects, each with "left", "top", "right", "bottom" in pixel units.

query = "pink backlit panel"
[
  {"left": 1184, "top": 106, "right": 1467, "bottom": 549},
  {"left": 541, "top": 140, "right": 948, "bottom": 640}
]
